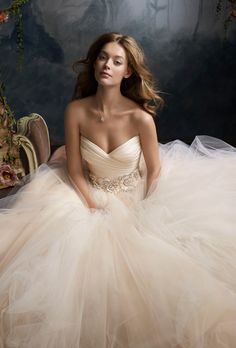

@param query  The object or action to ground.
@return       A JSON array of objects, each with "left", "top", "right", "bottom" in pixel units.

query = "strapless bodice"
[
  {"left": 80, "top": 135, "right": 145, "bottom": 194},
  {"left": 80, "top": 135, "right": 142, "bottom": 178}
]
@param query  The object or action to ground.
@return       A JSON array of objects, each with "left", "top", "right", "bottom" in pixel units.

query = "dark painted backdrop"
[{"left": 0, "top": 0, "right": 235, "bottom": 146}]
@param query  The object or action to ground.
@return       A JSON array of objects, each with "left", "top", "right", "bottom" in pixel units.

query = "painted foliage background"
[{"left": 0, "top": 0, "right": 235, "bottom": 146}]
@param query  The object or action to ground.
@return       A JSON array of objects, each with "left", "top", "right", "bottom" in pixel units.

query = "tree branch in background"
[
  {"left": 216, "top": 0, "right": 236, "bottom": 40},
  {"left": 0, "top": 0, "right": 31, "bottom": 67}
]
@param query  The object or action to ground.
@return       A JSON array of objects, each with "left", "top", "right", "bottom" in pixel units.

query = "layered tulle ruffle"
[{"left": 0, "top": 135, "right": 236, "bottom": 347}]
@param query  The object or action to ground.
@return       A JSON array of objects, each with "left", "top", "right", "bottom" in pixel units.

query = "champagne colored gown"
[{"left": 0, "top": 134, "right": 236, "bottom": 347}]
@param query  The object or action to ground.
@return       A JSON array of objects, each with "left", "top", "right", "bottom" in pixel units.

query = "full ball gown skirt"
[{"left": 0, "top": 134, "right": 236, "bottom": 348}]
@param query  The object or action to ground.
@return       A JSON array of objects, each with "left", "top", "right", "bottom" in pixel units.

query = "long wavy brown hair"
[{"left": 72, "top": 32, "right": 164, "bottom": 117}]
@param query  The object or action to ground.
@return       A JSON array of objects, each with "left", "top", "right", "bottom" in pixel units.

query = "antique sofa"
[{"left": 0, "top": 113, "right": 51, "bottom": 198}]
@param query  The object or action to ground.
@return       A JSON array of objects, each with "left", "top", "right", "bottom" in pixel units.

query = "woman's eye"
[
  {"left": 114, "top": 61, "right": 122, "bottom": 65},
  {"left": 98, "top": 54, "right": 106, "bottom": 60}
]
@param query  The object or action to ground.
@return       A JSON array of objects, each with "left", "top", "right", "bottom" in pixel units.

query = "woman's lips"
[{"left": 100, "top": 71, "right": 111, "bottom": 78}]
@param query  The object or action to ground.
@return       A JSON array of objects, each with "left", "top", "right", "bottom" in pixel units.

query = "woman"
[
  {"left": 0, "top": 32, "right": 236, "bottom": 347},
  {"left": 64, "top": 32, "right": 163, "bottom": 210}
]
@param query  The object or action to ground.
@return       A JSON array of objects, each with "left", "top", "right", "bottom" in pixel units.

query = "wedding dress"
[{"left": 0, "top": 133, "right": 236, "bottom": 348}]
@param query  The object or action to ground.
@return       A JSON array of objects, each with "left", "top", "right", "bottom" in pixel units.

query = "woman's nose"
[{"left": 104, "top": 58, "right": 111, "bottom": 69}]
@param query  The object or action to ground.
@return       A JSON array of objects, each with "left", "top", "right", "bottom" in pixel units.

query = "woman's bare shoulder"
[
  {"left": 64, "top": 97, "right": 94, "bottom": 124},
  {"left": 121, "top": 96, "right": 150, "bottom": 117},
  {"left": 65, "top": 97, "right": 94, "bottom": 113},
  {"left": 130, "top": 105, "right": 154, "bottom": 128}
]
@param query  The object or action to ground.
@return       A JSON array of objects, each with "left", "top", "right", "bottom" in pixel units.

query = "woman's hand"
[
  {"left": 87, "top": 198, "right": 110, "bottom": 214},
  {"left": 88, "top": 206, "right": 108, "bottom": 214}
]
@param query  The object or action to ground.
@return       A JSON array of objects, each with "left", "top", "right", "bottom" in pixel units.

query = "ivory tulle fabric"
[{"left": 0, "top": 134, "right": 236, "bottom": 348}]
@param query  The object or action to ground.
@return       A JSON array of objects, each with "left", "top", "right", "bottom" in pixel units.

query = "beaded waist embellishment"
[{"left": 88, "top": 168, "right": 141, "bottom": 194}]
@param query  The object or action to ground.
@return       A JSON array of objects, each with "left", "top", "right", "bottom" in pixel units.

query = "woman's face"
[{"left": 94, "top": 42, "right": 131, "bottom": 87}]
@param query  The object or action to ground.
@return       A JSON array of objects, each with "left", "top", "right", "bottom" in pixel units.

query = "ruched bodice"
[{"left": 80, "top": 135, "right": 143, "bottom": 178}]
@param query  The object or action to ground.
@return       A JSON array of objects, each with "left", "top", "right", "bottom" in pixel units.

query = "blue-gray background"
[{"left": 0, "top": 0, "right": 235, "bottom": 146}]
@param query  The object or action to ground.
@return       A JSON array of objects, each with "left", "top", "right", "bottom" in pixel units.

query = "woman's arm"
[
  {"left": 137, "top": 111, "right": 161, "bottom": 198},
  {"left": 64, "top": 102, "right": 97, "bottom": 209}
]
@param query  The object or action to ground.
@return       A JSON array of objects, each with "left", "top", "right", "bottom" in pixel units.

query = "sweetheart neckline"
[{"left": 80, "top": 134, "right": 140, "bottom": 155}]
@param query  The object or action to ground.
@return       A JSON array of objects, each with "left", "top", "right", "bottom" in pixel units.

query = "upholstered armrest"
[
  {"left": 13, "top": 134, "right": 38, "bottom": 173},
  {"left": 17, "top": 113, "right": 51, "bottom": 168}
]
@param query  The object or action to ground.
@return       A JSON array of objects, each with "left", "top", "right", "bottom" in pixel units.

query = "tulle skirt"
[{"left": 0, "top": 135, "right": 236, "bottom": 348}]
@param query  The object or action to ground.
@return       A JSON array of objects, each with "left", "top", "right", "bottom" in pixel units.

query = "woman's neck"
[{"left": 95, "top": 86, "right": 123, "bottom": 113}]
